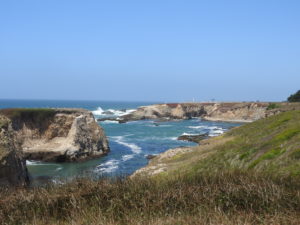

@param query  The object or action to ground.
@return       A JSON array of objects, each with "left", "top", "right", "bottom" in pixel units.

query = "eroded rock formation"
[
  {"left": 0, "top": 115, "right": 29, "bottom": 186},
  {"left": 116, "top": 102, "right": 270, "bottom": 123},
  {"left": 0, "top": 108, "right": 110, "bottom": 186},
  {"left": 1, "top": 108, "right": 109, "bottom": 163}
]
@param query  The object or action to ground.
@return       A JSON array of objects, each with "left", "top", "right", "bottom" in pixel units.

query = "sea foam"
[
  {"left": 95, "top": 159, "right": 120, "bottom": 173},
  {"left": 113, "top": 136, "right": 142, "bottom": 154},
  {"left": 92, "top": 107, "right": 136, "bottom": 117}
]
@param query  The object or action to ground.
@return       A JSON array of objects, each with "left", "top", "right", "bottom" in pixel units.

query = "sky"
[{"left": 0, "top": 0, "right": 299, "bottom": 102}]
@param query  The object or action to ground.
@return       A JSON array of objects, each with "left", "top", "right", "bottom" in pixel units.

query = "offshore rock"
[
  {"left": 120, "top": 102, "right": 270, "bottom": 123},
  {"left": 177, "top": 133, "right": 209, "bottom": 144}
]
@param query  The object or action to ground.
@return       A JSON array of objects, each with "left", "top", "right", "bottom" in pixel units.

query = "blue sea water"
[{"left": 0, "top": 99, "right": 241, "bottom": 183}]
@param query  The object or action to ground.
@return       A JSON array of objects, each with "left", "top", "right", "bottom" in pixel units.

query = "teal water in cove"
[{"left": 0, "top": 99, "right": 241, "bottom": 183}]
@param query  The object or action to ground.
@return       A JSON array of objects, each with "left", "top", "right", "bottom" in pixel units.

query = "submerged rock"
[{"left": 177, "top": 133, "right": 209, "bottom": 144}]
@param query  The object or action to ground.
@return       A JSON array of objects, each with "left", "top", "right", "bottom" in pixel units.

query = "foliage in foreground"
[{"left": 0, "top": 171, "right": 300, "bottom": 225}]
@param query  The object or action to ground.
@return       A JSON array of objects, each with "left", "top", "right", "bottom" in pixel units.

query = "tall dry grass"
[{"left": 0, "top": 170, "right": 299, "bottom": 225}]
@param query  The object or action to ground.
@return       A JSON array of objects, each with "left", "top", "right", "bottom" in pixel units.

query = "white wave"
[
  {"left": 92, "top": 107, "right": 105, "bottom": 116},
  {"left": 181, "top": 132, "right": 199, "bottom": 136},
  {"left": 208, "top": 126, "right": 220, "bottom": 130},
  {"left": 188, "top": 125, "right": 207, "bottom": 129},
  {"left": 92, "top": 107, "right": 136, "bottom": 117},
  {"left": 211, "top": 130, "right": 224, "bottom": 134},
  {"left": 112, "top": 136, "right": 142, "bottom": 154},
  {"left": 138, "top": 136, "right": 178, "bottom": 141},
  {"left": 26, "top": 160, "right": 41, "bottom": 165},
  {"left": 26, "top": 160, "right": 58, "bottom": 166},
  {"left": 55, "top": 167, "right": 63, "bottom": 171},
  {"left": 100, "top": 120, "right": 119, "bottom": 124},
  {"left": 208, "top": 128, "right": 226, "bottom": 137},
  {"left": 122, "top": 154, "right": 134, "bottom": 161},
  {"left": 95, "top": 159, "right": 120, "bottom": 173}
]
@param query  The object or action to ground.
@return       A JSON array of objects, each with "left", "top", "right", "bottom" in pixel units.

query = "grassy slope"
[
  {"left": 0, "top": 110, "right": 300, "bottom": 224},
  {"left": 151, "top": 110, "right": 300, "bottom": 179}
]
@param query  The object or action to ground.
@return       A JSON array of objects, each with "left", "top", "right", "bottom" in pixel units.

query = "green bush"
[
  {"left": 267, "top": 103, "right": 279, "bottom": 110},
  {"left": 288, "top": 90, "right": 300, "bottom": 102}
]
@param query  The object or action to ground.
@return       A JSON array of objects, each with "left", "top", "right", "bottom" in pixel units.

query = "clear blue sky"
[{"left": 0, "top": 0, "right": 299, "bottom": 102}]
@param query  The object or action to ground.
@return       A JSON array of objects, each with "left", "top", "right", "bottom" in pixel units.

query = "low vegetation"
[
  {"left": 0, "top": 170, "right": 299, "bottom": 225},
  {"left": 266, "top": 103, "right": 280, "bottom": 110},
  {"left": 152, "top": 110, "right": 300, "bottom": 179},
  {"left": 0, "top": 108, "right": 56, "bottom": 124}
]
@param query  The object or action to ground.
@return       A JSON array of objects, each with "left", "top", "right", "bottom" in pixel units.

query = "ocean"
[{"left": 0, "top": 99, "right": 241, "bottom": 183}]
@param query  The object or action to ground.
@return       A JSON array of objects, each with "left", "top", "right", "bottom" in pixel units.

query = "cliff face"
[
  {"left": 0, "top": 115, "right": 29, "bottom": 186},
  {"left": 120, "top": 102, "right": 270, "bottom": 123},
  {"left": 1, "top": 108, "right": 109, "bottom": 162}
]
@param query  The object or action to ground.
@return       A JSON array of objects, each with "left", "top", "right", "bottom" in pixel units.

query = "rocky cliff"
[
  {"left": 117, "top": 102, "right": 270, "bottom": 123},
  {"left": 0, "top": 115, "right": 29, "bottom": 186},
  {"left": 0, "top": 108, "right": 110, "bottom": 162},
  {"left": 0, "top": 108, "right": 110, "bottom": 186}
]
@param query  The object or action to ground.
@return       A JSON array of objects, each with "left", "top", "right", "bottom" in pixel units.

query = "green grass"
[{"left": 146, "top": 110, "right": 300, "bottom": 178}]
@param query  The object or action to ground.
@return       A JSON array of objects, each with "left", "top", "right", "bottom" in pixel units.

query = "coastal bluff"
[
  {"left": 116, "top": 102, "right": 276, "bottom": 123},
  {"left": 0, "top": 108, "right": 109, "bottom": 186}
]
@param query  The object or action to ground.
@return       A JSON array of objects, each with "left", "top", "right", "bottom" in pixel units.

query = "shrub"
[
  {"left": 288, "top": 90, "right": 300, "bottom": 102},
  {"left": 267, "top": 103, "right": 279, "bottom": 110}
]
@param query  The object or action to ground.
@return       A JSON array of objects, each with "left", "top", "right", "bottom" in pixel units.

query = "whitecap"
[
  {"left": 112, "top": 136, "right": 142, "bottom": 154},
  {"left": 95, "top": 159, "right": 120, "bottom": 173},
  {"left": 208, "top": 128, "right": 226, "bottom": 137},
  {"left": 92, "top": 107, "right": 136, "bottom": 117},
  {"left": 137, "top": 136, "right": 178, "bottom": 141},
  {"left": 100, "top": 120, "right": 119, "bottom": 124},
  {"left": 26, "top": 160, "right": 40, "bottom": 165},
  {"left": 92, "top": 107, "right": 105, "bottom": 116},
  {"left": 181, "top": 132, "right": 199, "bottom": 136},
  {"left": 188, "top": 125, "right": 207, "bottom": 129},
  {"left": 122, "top": 154, "right": 134, "bottom": 161}
]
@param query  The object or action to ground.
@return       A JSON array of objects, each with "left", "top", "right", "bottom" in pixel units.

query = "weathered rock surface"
[
  {"left": 1, "top": 108, "right": 110, "bottom": 163},
  {"left": 0, "top": 115, "right": 29, "bottom": 186},
  {"left": 116, "top": 102, "right": 270, "bottom": 123},
  {"left": 177, "top": 133, "right": 209, "bottom": 143}
]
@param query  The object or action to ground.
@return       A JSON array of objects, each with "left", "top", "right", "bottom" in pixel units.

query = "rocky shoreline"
[
  {"left": 0, "top": 108, "right": 109, "bottom": 186},
  {"left": 99, "top": 102, "right": 274, "bottom": 123}
]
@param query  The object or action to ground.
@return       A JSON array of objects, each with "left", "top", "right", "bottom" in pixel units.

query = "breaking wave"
[
  {"left": 122, "top": 154, "right": 135, "bottom": 161},
  {"left": 92, "top": 107, "right": 135, "bottom": 117},
  {"left": 95, "top": 159, "right": 120, "bottom": 173},
  {"left": 112, "top": 136, "right": 142, "bottom": 154}
]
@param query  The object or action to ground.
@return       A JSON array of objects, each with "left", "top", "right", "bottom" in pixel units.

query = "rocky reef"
[{"left": 0, "top": 108, "right": 110, "bottom": 185}]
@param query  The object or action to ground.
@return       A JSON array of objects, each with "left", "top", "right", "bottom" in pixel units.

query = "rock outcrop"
[
  {"left": 116, "top": 102, "right": 270, "bottom": 123},
  {"left": 0, "top": 108, "right": 110, "bottom": 162},
  {"left": 0, "top": 115, "right": 29, "bottom": 186},
  {"left": 177, "top": 133, "right": 209, "bottom": 143}
]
